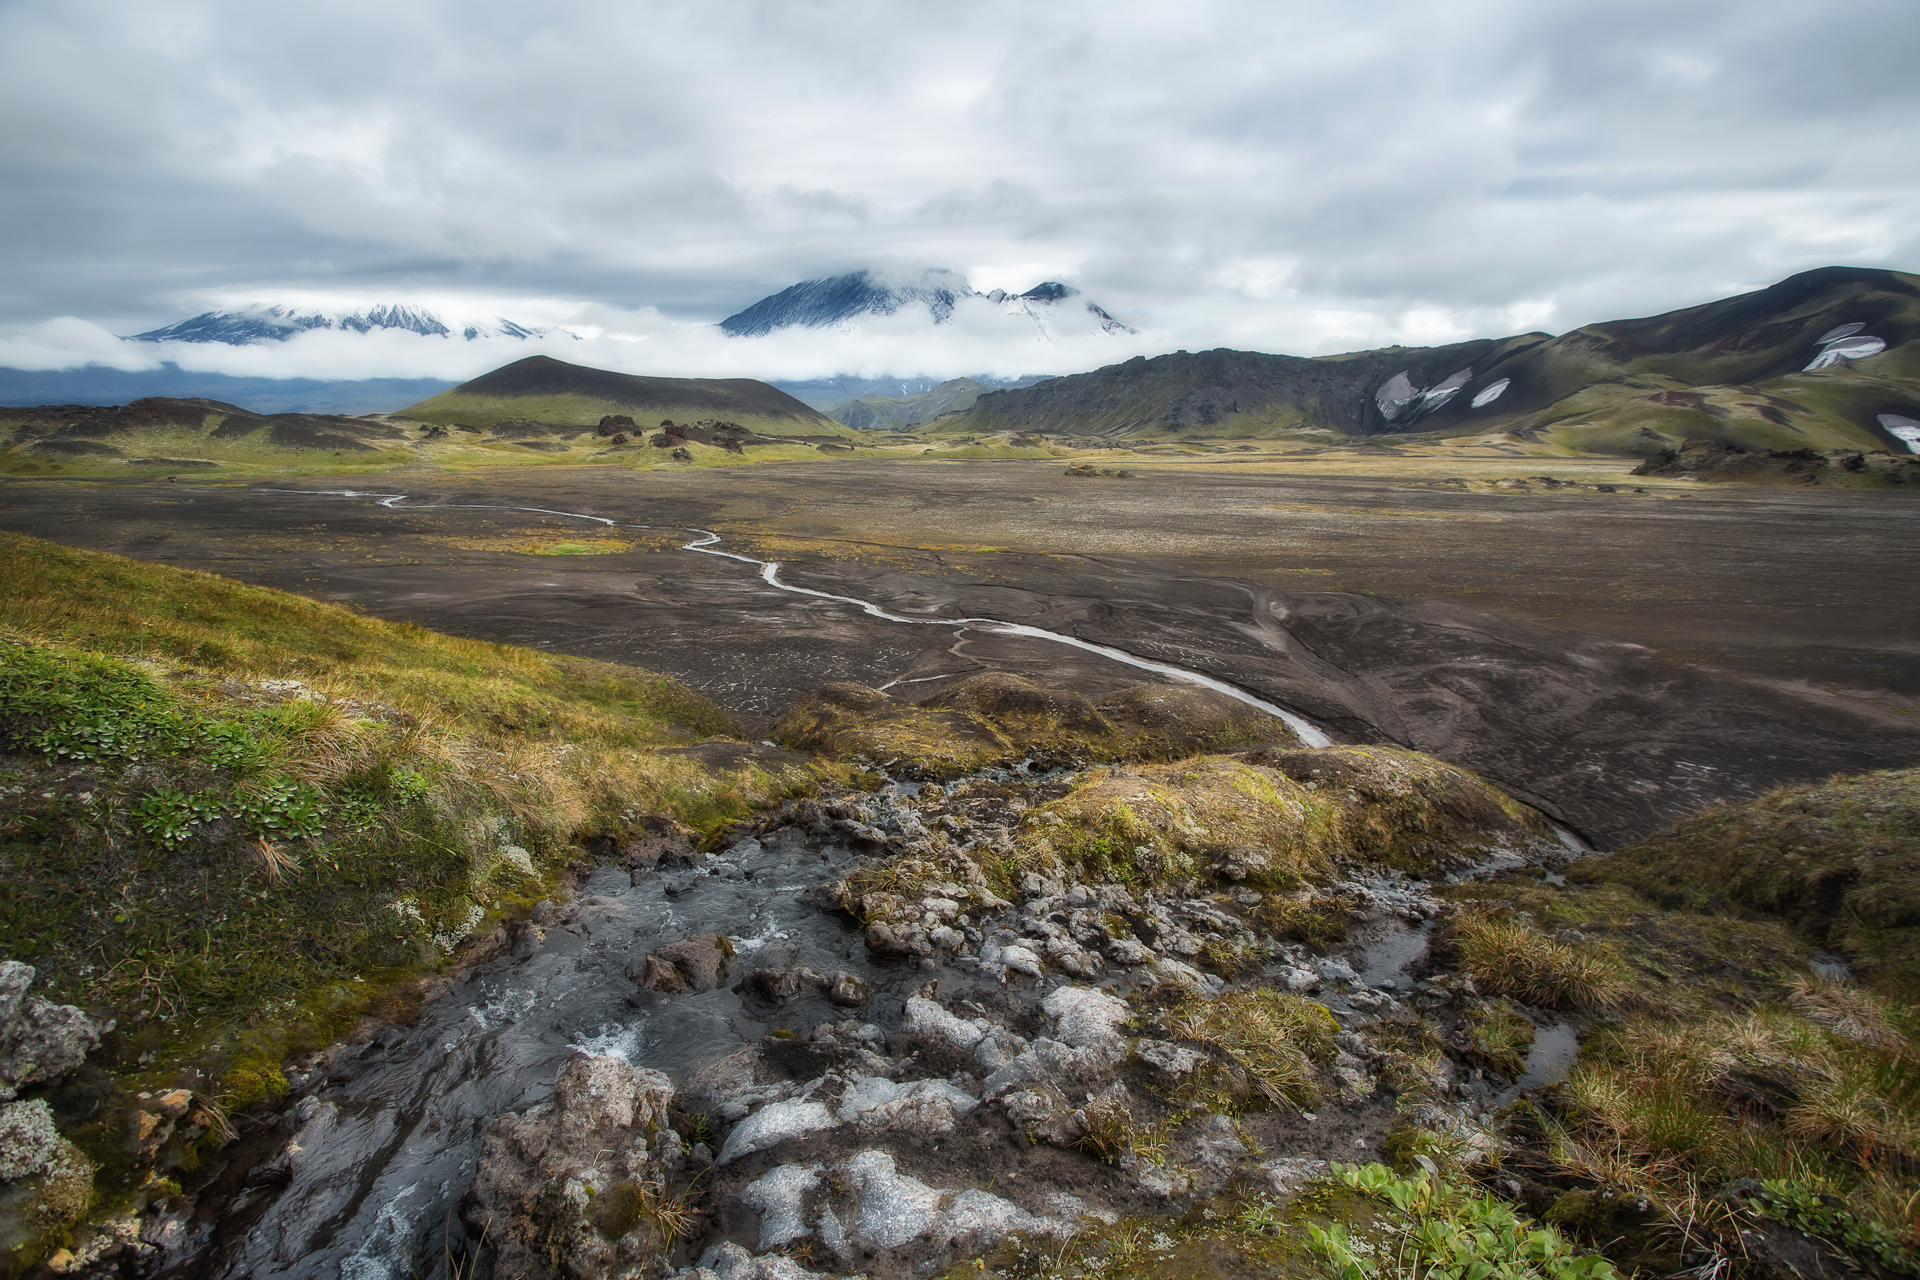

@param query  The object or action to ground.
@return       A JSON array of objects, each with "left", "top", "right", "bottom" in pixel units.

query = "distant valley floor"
[{"left": 3, "top": 459, "right": 1917, "bottom": 847}]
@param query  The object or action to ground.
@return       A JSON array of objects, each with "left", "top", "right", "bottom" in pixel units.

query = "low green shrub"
[{"left": 1310, "top": 1162, "right": 1615, "bottom": 1280}]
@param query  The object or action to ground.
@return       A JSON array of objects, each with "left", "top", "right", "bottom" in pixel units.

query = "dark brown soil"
[{"left": 2, "top": 459, "right": 1916, "bottom": 848}]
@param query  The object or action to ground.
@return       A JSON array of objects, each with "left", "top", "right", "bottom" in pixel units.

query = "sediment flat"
[{"left": 5, "top": 458, "right": 1917, "bottom": 845}]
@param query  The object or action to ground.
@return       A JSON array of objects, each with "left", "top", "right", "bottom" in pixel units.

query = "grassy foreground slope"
[{"left": 0, "top": 532, "right": 826, "bottom": 1103}]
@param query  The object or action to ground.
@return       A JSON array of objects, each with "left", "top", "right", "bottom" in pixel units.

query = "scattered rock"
[
  {"left": 1041, "top": 986, "right": 1130, "bottom": 1049},
  {"left": 837, "top": 1076, "right": 978, "bottom": 1132},
  {"left": 847, "top": 1150, "right": 944, "bottom": 1250},
  {"left": 900, "top": 996, "right": 985, "bottom": 1051}
]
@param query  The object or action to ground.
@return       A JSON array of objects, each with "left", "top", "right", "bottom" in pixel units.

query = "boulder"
[
  {"left": 1041, "top": 986, "right": 1129, "bottom": 1049},
  {"left": 837, "top": 1077, "right": 978, "bottom": 1133},
  {"left": 736, "top": 1163, "right": 821, "bottom": 1251},
  {"left": 463, "top": 1055, "right": 674, "bottom": 1280},
  {"left": 847, "top": 1150, "right": 943, "bottom": 1250},
  {"left": 628, "top": 933, "right": 736, "bottom": 993}
]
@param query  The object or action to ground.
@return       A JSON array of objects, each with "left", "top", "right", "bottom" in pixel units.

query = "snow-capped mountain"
[
  {"left": 130, "top": 303, "right": 565, "bottom": 345},
  {"left": 719, "top": 270, "right": 1135, "bottom": 338},
  {"left": 982, "top": 281, "right": 1134, "bottom": 336}
]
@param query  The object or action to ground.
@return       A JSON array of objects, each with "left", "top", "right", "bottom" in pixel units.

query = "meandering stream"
[{"left": 266, "top": 490, "right": 1332, "bottom": 746}]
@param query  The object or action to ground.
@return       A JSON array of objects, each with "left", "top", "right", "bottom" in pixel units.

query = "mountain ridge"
[
  {"left": 948, "top": 266, "right": 1920, "bottom": 456},
  {"left": 131, "top": 302, "right": 568, "bottom": 345}
]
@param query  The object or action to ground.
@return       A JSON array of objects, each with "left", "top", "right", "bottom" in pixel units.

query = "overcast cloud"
[{"left": 1, "top": 0, "right": 1916, "bottom": 382}]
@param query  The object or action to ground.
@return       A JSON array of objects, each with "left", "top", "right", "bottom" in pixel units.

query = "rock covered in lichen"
[{"left": 0, "top": 961, "right": 112, "bottom": 1100}]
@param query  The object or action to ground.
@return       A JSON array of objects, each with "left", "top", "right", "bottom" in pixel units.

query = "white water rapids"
[{"left": 260, "top": 490, "right": 1333, "bottom": 746}]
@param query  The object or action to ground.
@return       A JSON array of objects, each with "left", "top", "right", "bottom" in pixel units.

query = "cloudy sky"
[{"left": 2, "top": 0, "right": 1917, "bottom": 383}]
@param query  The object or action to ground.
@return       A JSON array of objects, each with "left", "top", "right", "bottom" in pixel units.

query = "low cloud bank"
[{"left": 0, "top": 285, "right": 1577, "bottom": 388}]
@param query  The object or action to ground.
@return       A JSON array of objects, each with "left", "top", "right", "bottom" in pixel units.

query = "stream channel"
[{"left": 174, "top": 490, "right": 1576, "bottom": 1279}]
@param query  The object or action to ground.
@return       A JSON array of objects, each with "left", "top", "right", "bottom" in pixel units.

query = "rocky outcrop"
[
  {"left": 464, "top": 1054, "right": 677, "bottom": 1280},
  {"left": 772, "top": 672, "right": 1297, "bottom": 780}
]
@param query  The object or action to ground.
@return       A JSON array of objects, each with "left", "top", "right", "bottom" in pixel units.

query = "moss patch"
[{"left": 1582, "top": 767, "right": 1920, "bottom": 993}]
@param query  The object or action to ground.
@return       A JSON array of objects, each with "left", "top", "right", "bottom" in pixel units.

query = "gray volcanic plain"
[{"left": 4, "top": 458, "right": 1917, "bottom": 848}]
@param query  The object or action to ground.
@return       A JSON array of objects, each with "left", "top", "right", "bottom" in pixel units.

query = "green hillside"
[
  {"left": 946, "top": 267, "right": 1920, "bottom": 459},
  {"left": 399, "top": 354, "right": 851, "bottom": 436}
]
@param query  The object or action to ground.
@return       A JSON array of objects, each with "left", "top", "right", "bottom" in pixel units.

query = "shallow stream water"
[{"left": 199, "top": 827, "right": 908, "bottom": 1278}]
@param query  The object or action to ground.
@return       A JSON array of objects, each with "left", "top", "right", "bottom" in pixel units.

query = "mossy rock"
[
  {"left": 1242, "top": 744, "right": 1553, "bottom": 874},
  {"left": 1020, "top": 746, "right": 1556, "bottom": 890}
]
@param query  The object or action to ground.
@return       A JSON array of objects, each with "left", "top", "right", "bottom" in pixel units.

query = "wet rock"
[
  {"left": 463, "top": 1054, "right": 676, "bottom": 1280},
  {"left": 630, "top": 933, "right": 737, "bottom": 993},
  {"left": 0, "top": 962, "right": 112, "bottom": 1098},
  {"left": 865, "top": 922, "right": 933, "bottom": 958},
  {"left": 826, "top": 971, "right": 871, "bottom": 1007},
  {"left": 837, "top": 1076, "right": 978, "bottom": 1132},
  {"left": 594, "top": 815, "right": 698, "bottom": 869},
  {"left": 716, "top": 1098, "right": 838, "bottom": 1165},
  {"left": 901, "top": 996, "right": 986, "bottom": 1051},
  {"left": 747, "top": 969, "right": 806, "bottom": 1001},
  {"left": 847, "top": 1149, "right": 943, "bottom": 1249},
  {"left": 635, "top": 953, "right": 686, "bottom": 993},
  {"left": 681, "top": 1047, "right": 762, "bottom": 1116},
  {"left": 737, "top": 1163, "right": 821, "bottom": 1251}
]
